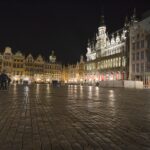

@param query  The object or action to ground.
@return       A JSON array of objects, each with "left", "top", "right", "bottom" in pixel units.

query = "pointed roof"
[
  {"left": 100, "top": 9, "right": 105, "bottom": 27},
  {"left": 4, "top": 46, "right": 12, "bottom": 54},
  {"left": 15, "top": 51, "right": 23, "bottom": 57},
  {"left": 26, "top": 53, "right": 33, "bottom": 59},
  {"left": 37, "top": 54, "right": 43, "bottom": 60}
]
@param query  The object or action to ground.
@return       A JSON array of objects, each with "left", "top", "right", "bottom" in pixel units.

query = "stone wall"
[
  {"left": 98, "top": 80, "right": 143, "bottom": 89},
  {"left": 124, "top": 80, "right": 143, "bottom": 89}
]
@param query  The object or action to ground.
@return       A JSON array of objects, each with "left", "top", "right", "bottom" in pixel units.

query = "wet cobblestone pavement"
[{"left": 0, "top": 84, "right": 150, "bottom": 150}]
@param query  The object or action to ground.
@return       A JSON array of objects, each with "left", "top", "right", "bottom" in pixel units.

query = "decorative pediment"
[
  {"left": 111, "top": 34, "right": 115, "bottom": 45},
  {"left": 36, "top": 55, "right": 44, "bottom": 63},
  {"left": 4, "top": 47, "right": 12, "bottom": 55},
  {"left": 26, "top": 54, "right": 34, "bottom": 62}
]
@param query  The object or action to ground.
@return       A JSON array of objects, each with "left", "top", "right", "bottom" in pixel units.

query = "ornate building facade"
[
  {"left": 2, "top": 47, "right": 13, "bottom": 76},
  {"left": 47, "top": 51, "right": 62, "bottom": 83},
  {"left": 129, "top": 11, "right": 150, "bottom": 87},
  {"left": 12, "top": 51, "right": 25, "bottom": 82},
  {"left": 84, "top": 9, "right": 150, "bottom": 87},
  {"left": 25, "top": 54, "right": 35, "bottom": 82},
  {"left": 0, "top": 47, "right": 62, "bottom": 84},
  {"left": 85, "top": 14, "right": 129, "bottom": 84},
  {"left": 62, "top": 55, "right": 85, "bottom": 84}
]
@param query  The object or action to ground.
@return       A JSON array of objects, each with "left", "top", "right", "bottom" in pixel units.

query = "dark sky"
[{"left": 0, "top": 0, "right": 149, "bottom": 64}]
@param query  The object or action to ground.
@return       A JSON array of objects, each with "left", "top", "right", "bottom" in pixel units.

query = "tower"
[
  {"left": 96, "top": 11, "right": 107, "bottom": 50},
  {"left": 80, "top": 55, "right": 84, "bottom": 63},
  {"left": 49, "top": 50, "right": 56, "bottom": 63}
]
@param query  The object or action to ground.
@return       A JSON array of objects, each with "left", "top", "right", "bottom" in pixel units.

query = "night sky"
[{"left": 0, "top": 0, "right": 149, "bottom": 64}]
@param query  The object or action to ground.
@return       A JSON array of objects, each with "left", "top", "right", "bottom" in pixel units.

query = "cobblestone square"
[{"left": 0, "top": 84, "right": 150, "bottom": 150}]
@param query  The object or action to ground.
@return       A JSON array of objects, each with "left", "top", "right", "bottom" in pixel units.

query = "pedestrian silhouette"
[{"left": 0, "top": 71, "right": 10, "bottom": 90}]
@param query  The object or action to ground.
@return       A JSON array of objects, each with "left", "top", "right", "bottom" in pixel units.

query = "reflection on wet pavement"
[{"left": 0, "top": 84, "right": 150, "bottom": 150}]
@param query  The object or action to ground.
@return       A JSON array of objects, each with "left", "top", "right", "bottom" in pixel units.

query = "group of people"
[{"left": 0, "top": 72, "right": 11, "bottom": 90}]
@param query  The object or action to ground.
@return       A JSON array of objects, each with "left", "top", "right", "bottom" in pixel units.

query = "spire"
[
  {"left": 52, "top": 50, "right": 54, "bottom": 56},
  {"left": 49, "top": 50, "right": 56, "bottom": 63},
  {"left": 133, "top": 8, "right": 136, "bottom": 20},
  {"left": 124, "top": 16, "right": 129, "bottom": 27},
  {"left": 100, "top": 8, "right": 105, "bottom": 27},
  {"left": 87, "top": 39, "right": 91, "bottom": 47},
  {"left": 131, "top": 8, "right": 138, "bottom": 23},
  {"left": 116, "top": 32, "right": 120, "bottom": 43}
]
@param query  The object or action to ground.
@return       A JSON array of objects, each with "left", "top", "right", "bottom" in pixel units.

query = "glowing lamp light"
[
  {"left": 13, "top": 76, "right": 19, "bottom": 81},
  {"left": 74, "top": 79, "right": 77, "bottom": 83},
  {"left": 24, "top": 77, "right": 29, "bottom": 81},
  {"left": 36, "top": 78, "right": 41, "bottom": 82},
  {"left": 89, "top": 86, "right": 92, "bottom": 91},
  {"left": 46, "top": 79, "right": 50, "bottom": 82},
  {"left": 110, "top": 76, "right": 113, "bottom": 80}
]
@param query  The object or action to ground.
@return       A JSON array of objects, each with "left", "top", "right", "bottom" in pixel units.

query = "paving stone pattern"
[{"left": 0, "top": 84, "right": 150, "bottom": 150}]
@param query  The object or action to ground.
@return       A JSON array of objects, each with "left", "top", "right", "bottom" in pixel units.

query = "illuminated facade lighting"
[{"left": 0, "top": 48, "right": 62, "bottom": 84}]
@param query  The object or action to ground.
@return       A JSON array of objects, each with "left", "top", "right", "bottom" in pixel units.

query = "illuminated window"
[
  {"left": 114, "top": 58, "right": 117, "bottom": 67},
  {"left": 110, "top": 59, "right": 113, "bottom": 68},
  {"left": 113, "top": 58, "right": 115, "bottom": 67},
  {"left": 122, "top": 57, "right": 126, "bottom": 67},
  {"left": 119, "top": 57, "right": 121, "bottom": 67}
]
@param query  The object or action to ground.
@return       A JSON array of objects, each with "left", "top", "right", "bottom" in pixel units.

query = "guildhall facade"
[{"left": 0, "top": 47, "right": 62, "bottom": 83}]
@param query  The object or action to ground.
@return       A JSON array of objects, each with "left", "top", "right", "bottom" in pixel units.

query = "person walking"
[
  {"left": 0, "top": 71, "right": 10, "bottom": 90},
  {"left": 7, "top": 76, "right": 11, "bottom": 88}
]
